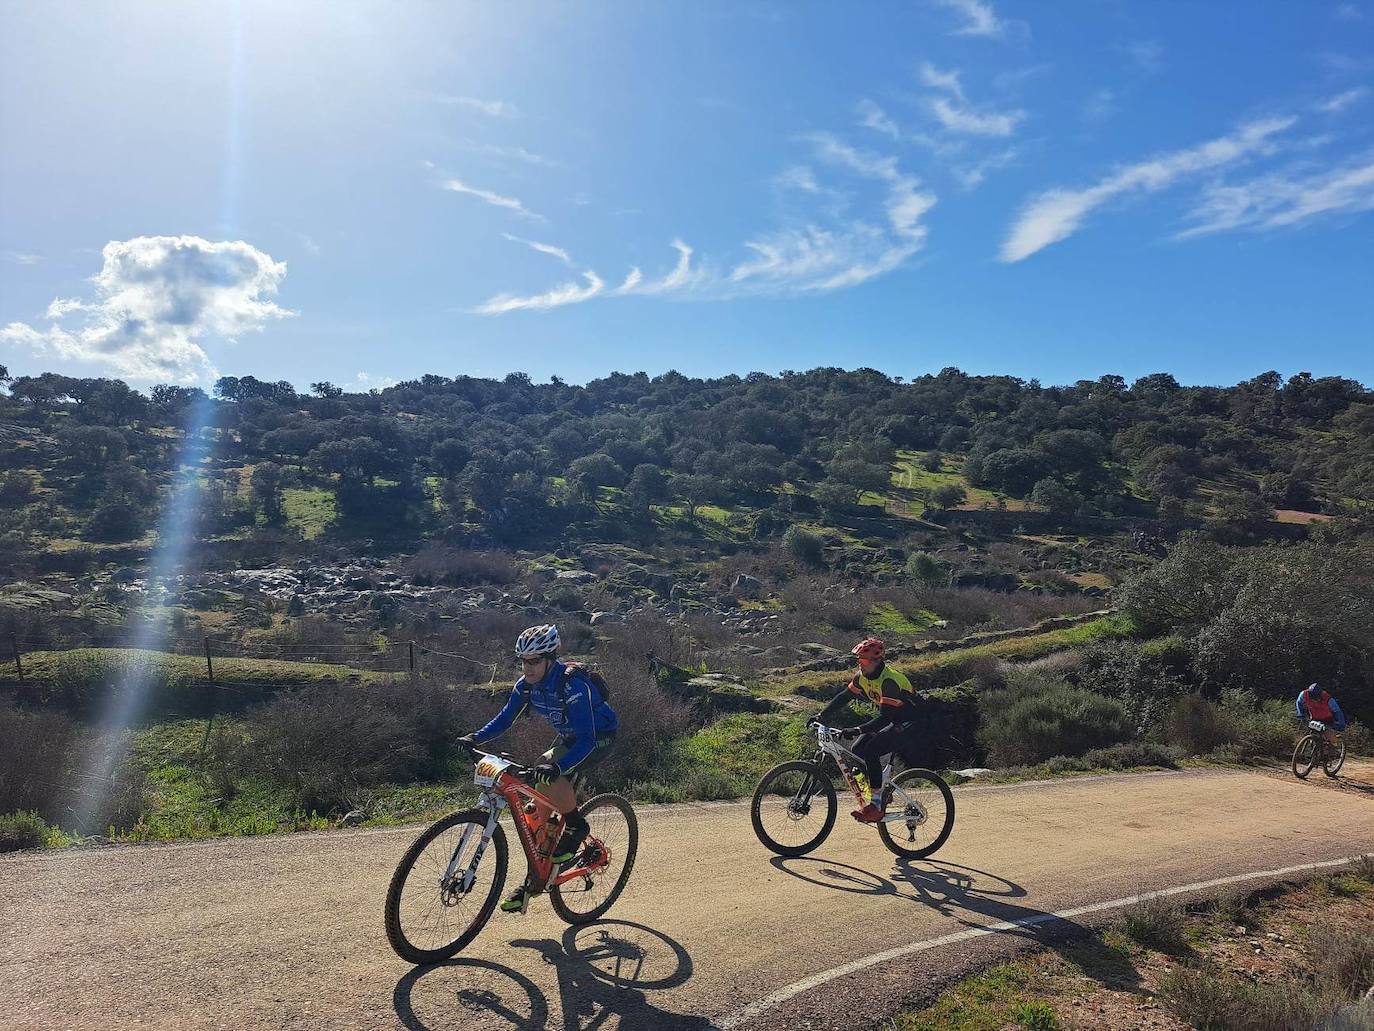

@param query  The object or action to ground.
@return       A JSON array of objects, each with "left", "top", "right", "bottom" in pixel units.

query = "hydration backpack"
[{"left": 561, "top": 661, "right": 611, "bottom": 704}]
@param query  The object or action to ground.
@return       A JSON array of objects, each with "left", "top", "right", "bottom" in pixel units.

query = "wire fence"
[{"left": 4, "top": 633, "right": 506, "bottom": 688}]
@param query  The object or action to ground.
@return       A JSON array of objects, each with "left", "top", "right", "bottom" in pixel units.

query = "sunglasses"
[{"left": 519, "top": 657, "right": 549, "bottom": 666}]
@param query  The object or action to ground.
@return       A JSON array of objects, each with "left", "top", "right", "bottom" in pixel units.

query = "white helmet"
[{"left": 515, "top": 624, "right": 560, "bottom": 658}]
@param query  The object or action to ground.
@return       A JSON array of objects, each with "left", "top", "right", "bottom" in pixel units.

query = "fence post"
[
  {"left": 11, "top": 634, "right": 23, "bottom": 684},
  {"left": 408, "top": 640, "right": 416, "bottom": 674},
  {"left": 201, "top": 638, "right": 216, "bottom": 750}
]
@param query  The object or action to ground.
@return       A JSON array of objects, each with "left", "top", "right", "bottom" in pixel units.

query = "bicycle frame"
[
  {"left": 442, "top": 750, "right": 611, "bottom": 894},
  {"left": 810, "top": 723, "right": 927, "bottom": 826}
]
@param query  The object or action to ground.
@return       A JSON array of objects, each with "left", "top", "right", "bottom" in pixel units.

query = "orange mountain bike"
[{"left": 384, "top": 748, "right": 638, "bottom": 964}]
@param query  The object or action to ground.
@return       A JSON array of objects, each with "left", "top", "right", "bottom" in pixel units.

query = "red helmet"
[{"left": 851, "top": 638, "right": 886, "bottom": 662}]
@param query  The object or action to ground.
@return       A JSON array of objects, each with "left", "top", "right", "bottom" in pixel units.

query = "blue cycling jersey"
[{"left": 472, "top": 660, "right": 619, "bottom": 770}]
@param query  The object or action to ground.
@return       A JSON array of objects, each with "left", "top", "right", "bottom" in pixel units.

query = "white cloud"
[
  {"left": 353, "top": 371, "right": 397, "bottom": 390},
  {"left": 473, "top": 270, "right": 604, "bottom": 314},
  {"left": 952, "top": 147, "right": 1020, "bottom": 190},
  {"left": 1335, "top": 3, "right": 1362, "bottom": 20},
  {"left": 1180, "top": 155, "right": 1374, "bottom": 237},
  {"left": 1084, "top": 88, "right": 1116, "bottom": 123},
  {"left": 776, "top": 165, "right": 821, "bottom": 192},
  {"left": 441, "top": 178, "right": 545, "bottom": 221},
  {"left": 502, "top": 233, "right": 572, "bottom": 265},
  {"left": 1, "top": 251, "right": 41, "bottom": 265},
  {"left": 459, "top": 139, "right": 560, "bottom": 168},
  {"left": 918, "top": 62, "right": 966, "bottom": 100},
  {"left": 1000, "top": 116, "right": 1296, "bottom": 262},
  {"left": 1122, "top": 40, "right": 1164, "bottom": 74},
  {"left": 857, "top": 99, "right": 900, "bottom": 139},
  {"left": 636, "top": 240, "right": 702, "bottom": 295},
  {"left": 436, "top": 95, "right": 519, "bottom": 118},
  {"left": 1317, "top": 87, "right": 1370, "bottom": 113},
  {"left": 473, "top": 134, "right": 935, "bottom": 313},
  {"left": 0, "top": 235, "right": 292, "bottom": 381},
  {"left": 929, "top": 96, "right": 1024, "bottom": 136},
  {"left": 931, "top": 0, "right": 1003, "bottom": 37}
]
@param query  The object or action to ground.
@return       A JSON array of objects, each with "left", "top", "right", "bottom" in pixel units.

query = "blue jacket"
[
  {"left": 1296, "top": 689, "right": 1346, "bottom": 731},
  {"left": 473, "top": 660, "right": 619, "bottom": 770}
]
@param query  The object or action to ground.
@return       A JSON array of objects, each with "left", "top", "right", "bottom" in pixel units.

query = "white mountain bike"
[{"left": 750, "top": 721, "right": 955, "bottom": 860}]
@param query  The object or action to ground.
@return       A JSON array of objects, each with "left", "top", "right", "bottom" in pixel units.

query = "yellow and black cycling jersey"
[{"left": 846, "top": 663, "right": 919, "bottom": 721}]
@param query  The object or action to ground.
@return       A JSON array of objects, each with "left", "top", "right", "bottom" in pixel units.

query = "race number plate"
[{"left": 474, "top": 754, "right": 515, "bottom": 788}]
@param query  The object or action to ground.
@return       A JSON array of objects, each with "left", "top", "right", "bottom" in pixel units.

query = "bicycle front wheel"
[
  {"left": 1323, "top": 739, "right": 1346, "bottom": 778},
  {"left": 1292, "top": 735, "right": 1318, "bottom": 779},
  {"left": 384, "top": 808, "right": 507, "bottom": 964},
  {"left": 550, "top": 793, "right": 638, "bottom": 925},
  {"left": 751, "top": 760, "right": 837, "bottom": 858},
  {"left": 878, "top": 768, "right": 955, "bottom": 860}
]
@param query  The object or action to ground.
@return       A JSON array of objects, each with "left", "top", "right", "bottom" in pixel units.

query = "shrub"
[
  {"left": 906, "top": 551, "right": 944, "bottom": 585},
  {"left": 1080, "top": 741, "right": 1181, "bottom": 769},
  {"left": 0, "top": 810, "right": 48, "bottom": 852},
  {"left": 403, "top": 544, "right": 517, "bottom": 587},
  {"left": 244, "top": 684, "right": 424, "bottom": 812},
  {"left": 1307, "top": 918, "right": 1374, "bottom": 992},
  {"left": 1160, "top": 966, "right": 1337, "bottom": 1031},
  {"left": 979, "top": 673, "right": 1135, "bottom": 766},
  {"left": 1163, "top": 694, "right": 1239, "bottom": 755},
  {"left": 1117, "top": 895, "right": 1187, "bottom": 952},
  {"left": 782, "top": 526, "right": 824, "bottom": 566}
]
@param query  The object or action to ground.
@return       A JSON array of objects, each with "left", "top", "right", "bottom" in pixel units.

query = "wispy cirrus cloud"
[
  {"left": 1317, "top": 87, "right": 1370, "bottom": 113},
  {"left": 502, "top": 233, "right": 572, "bottom": 264},
  {"left": 2, "top": 251, "right": 41, "bottom": 265},
  {"left": 929, "top": 96, "right": 1024, "bottom": 136},
  {"left": 918, "top": 61, "right": 1025, "bottom": 138},
  {"left": 0, "top": 235, "right": 292, "bottom": 381},
  {"left": 1000, "top": 116, "right": 1296, "bottom": 262},
  {"left": 930, "top": 0, "right": 1003, "bottom": 37},
  {"left": 857, "top": 99, "right": 900, "bottom": 139},
  {"left": 473, "top": 270, "right": 605, "bottom": 315},
  {"left": 1179, "top": 154, "right": 1374, "bottom": 237},
  {"left": 435, "top": 95, "right": 519, "bottom": 118},
  {"left": 472, "top": 132, "right": 936, "bottom": 314},
  {"left": 458, "top": 139, "right": 561, "bottom": 168},
  {"left": 441, "top": 178, "right": 545, "bottom": 221}
]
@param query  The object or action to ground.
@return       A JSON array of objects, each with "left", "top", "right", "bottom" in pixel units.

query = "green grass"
[
  {"left": 891, "top": 450, "right": 1031, "bottom": 513},
  {"left": 893, "top": 961, "right": 1047, "bottom": 1031},
  {"left": 866, "top": 601, "right": 937, "bottom": 637},
  {"left": 0, "top": 647, "right": 399, "bottom": 691},
  {"left": 281, "top": 487, "right": 335, "bottom": 538}
]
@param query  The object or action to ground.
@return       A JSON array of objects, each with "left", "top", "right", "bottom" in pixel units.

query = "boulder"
[
  {"left": 589, "top": 611, "right": 624, "bottom": 627},
  {"left": 730, "top": 573, "right": 765, "bottom": 599},
  {"left": 555, "top": 569, "right": 598, "bottom": 585}
]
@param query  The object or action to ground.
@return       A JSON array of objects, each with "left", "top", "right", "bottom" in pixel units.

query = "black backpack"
[{"left": 561, "top": 661, "right": 611, "bottom": 704}]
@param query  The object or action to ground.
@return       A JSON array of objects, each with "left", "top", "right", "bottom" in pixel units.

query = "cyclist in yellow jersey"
[{"left": 814, "top": 637, "right": 922, "bottom": 823}]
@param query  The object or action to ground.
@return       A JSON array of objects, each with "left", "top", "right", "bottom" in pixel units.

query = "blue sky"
[{"left": 1, "top": 0, "right": 1372, "bottom": 390}]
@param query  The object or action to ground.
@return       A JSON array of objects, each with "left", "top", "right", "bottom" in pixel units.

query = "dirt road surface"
[{"left": 3, "top": 765, "right": 1372, "bottom": 1030}]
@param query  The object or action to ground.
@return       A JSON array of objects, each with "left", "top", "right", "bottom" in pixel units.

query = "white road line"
[{"left": 717, "top": 853, "right": 1372, "bottom": 1029}]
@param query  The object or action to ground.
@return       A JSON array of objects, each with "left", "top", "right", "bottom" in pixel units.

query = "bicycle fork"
[{"left": 443, "top": 798, "right": 504, "bottom": 893}]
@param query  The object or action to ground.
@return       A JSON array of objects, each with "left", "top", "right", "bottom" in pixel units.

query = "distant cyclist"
[
  {"left": 1296, "top": 682, "right": 1346, "bottom": 744},
  {"left": 457, "top": 624, "right": 619, "bottom": 914},
  {"left": 814, "top": 637, "right": 922, "bottom": 823}
]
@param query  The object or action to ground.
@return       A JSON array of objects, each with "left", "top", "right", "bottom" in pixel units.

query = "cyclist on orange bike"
[
  {"left": 814, "top": 637, "right": 922, "bottom": 824},
  {"left": 457, "top": 624, "right": 619, "bottom": 914}
]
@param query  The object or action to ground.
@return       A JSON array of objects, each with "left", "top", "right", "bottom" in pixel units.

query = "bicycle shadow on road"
[
  {"left": 771, "top": 855, "right": 1142, "bottom": 992},
  {"left": 391, "top": 920, "right": 710, "bottom": 1030}
]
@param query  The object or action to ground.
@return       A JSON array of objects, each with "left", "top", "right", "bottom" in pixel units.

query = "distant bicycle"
[
  {"left": 384, "top": 748, "right": 637, "bottom": 964},
  {"left": 750, "top": 721, "right": 954, "bottom": 860},
  {"left": 1292, "top": 720, "right": 1345, "bottom": 780}
]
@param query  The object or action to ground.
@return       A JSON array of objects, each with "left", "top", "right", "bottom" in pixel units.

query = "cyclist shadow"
[
  {"left": 771, "top": 856, "right": 1142, "bottom": 991},
  {"left": 391, "top": 920, "right": 710, "bottom": 1031}
]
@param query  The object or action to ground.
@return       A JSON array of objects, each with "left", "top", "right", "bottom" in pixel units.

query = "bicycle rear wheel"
[
  {"left": 751, "top": 760, "right": 837, "bottom": 858},
  {"left": 550, "top": 793, "right": 638, "bottom": 925},
  {"left": 1292, "top": 735, "right": 1318, "bottom": 779},
  {"left": 384, "top": 808, "right": 506, "bottom": 964},
  {"left": 878, "top": 768, "right": 955, "bottom": 860},
  {"left": 1323, "top": 739, "right": 1346, "bottom": 778}
]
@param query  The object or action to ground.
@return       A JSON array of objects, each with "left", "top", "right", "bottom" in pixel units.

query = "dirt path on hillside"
[{"left": 2, "top": 767, "right": 1371, "bottom": 1030}]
